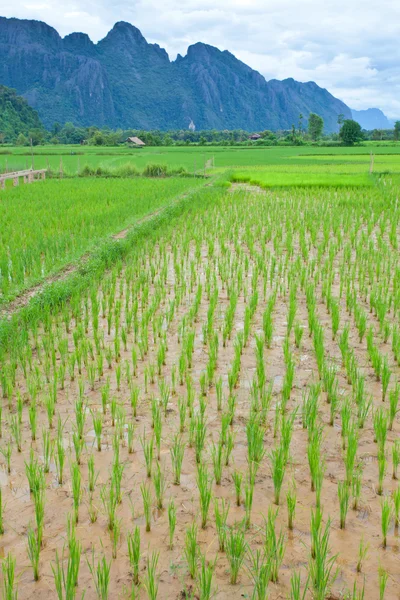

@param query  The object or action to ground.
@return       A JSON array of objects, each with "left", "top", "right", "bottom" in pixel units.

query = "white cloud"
[{"left": 1, "top": 0, "right": 400, "bottom": 117}]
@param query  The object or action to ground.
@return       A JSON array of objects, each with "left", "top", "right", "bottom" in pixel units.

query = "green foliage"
[
  {"left": 0, "top": 85, "right": 45, "bottom": 143},
  {"left": 340, "top": 120, "right": 363, "bottom": 146},
  {"left": 308, "top": 113, "right": 324, "bottom": 141}
]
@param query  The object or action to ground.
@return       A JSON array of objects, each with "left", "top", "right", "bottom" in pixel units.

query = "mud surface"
[{"left": 0, "top": 188, "right": 398, "bottom": 599}]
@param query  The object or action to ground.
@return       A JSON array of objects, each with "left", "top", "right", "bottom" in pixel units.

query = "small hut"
[
  {"left": 249, "top": 133, "right": 261, "bottom": 141},
  {"left": 126, "top": 136, "right": 146, "bottom": 147}
]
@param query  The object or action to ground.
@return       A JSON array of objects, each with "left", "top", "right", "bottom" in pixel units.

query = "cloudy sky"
[{"left": 2, "top": 0, "right": 400, "bottom": 117}]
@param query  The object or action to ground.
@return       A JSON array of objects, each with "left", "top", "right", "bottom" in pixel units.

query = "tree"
[
  {"left": 308, "top": 113, "right": 324, "bottom": 141},
  {"left": 339, "top": 120, "right": 363, "bottom": 146},
  {"left": 394, "top": 121, "right": 400, "bottom": 142},
  {"left": 29, "top": 128, "right": 45, "bottom": 146},
  {"left": 337, "top": 113, "right": 345, "bottom": 128},
  {"left": 298, "top": 113, "right": 304, "bottom": 136},
  {"left": 372, "top": 129, "right": 383, "bottom": 141},
  {"left": 16, "top": 133, "right": 28, "bottom": 146}
]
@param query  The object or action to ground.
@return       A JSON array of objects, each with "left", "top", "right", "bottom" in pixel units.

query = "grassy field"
[
  {"left": 0, "top": 144, "right": 399, "bottom": 599},
  {"left": 0, "top": 177, "right": 203, "bottom": 303},
  {"left": 2, "top": 143, "right": 400, "bottom": 175}
]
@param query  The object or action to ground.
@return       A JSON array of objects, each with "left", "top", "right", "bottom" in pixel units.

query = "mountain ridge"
[
  {"left": 351, "top": 108, "right": 393, "bottom": 130},
  {"left": 0, "top": 16, "right": 353, "bottom": 131}
]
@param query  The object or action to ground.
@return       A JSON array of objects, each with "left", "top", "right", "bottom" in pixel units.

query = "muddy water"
[{"left": 1, "top": 192, "right": 399, "bottom": 599}]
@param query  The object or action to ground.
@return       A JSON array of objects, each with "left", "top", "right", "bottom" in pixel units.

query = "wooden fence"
[{"left": 0, "top": 169, "right": 47, "bottom": 190}]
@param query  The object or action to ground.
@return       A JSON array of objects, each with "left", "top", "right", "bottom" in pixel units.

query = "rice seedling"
[
  {"left": 111, "top": 517, "right": 121, "bottom": 559},
  {"left": 143, "top": 551, "right": 160, "bottom": 600},
  {"left": 70, "top": 461, "right": 82, "bottom": 524},
  {"left": 10, "top": 415, "right": 22, "bottom": 453},
  {"left": 44, "top": 393, "right": 55, "bottom": 429},
  {"left": 308, "top": 517, "right": 338, "bottom": 600},
  {"left": 388, "top": 384, "right": 399, "bottom": 429},
  {"left": 140, "top": 483, "right": 152, "bottom": 532},
  {"left": 27, "top": 524, "right": 41, "bottom": 581},
  {"left": 197, "top": 553, "right": 216, "bottom": 600},
  {"left": 153, "top": 462, "right": 166, "bottom": 510},
  {"left": 211, "top": 440, "right": 223, "bottom": 485},
  {"left": 140, "top": 431, "right": 154, "bottom": 478},
  {"left": 225, "top": 525, "right": 247, "bottom": 585},
  {"left": 352, "top": 463, "right": 363, "bottom": 510},
  {"left": 196, "top": 463, "right": 213, "bottom": 529},
  {"left": 178, "top": 396, "right": 187, "bottom": 433},
  {"left": 92, "top": 411, "right": 103, "bottom": 452},
  {"left": 244, "top": 468, "right": 256, "bottom": 530},
  {"left": 286, "top": 483, "right": 297, "bottom": 530},
  {"left": 264, "top": 507, "right": 286, "bottom": 583},
  {"left": 290, "top": 571, "right": 309, "bottom": 600},
  {"left": 2, "top": 553, "right": 18, "bottom": 600},
  {"left": 52, "top": 542, "right": 82, "bottom": 600},
  {"left": 194, "top": 415, "right": 207, "bottom": 464},
  {"left": 216, "top": 377, "right": 223, "bottom": 411},
  {"left": 294, "top": 322, "right": 304, "bottom": 349},
  {"left": 127, "top": 526, "right": 141, "bottom": 585},
  {"left": 378, "top": 565, "right": 388, "bottom": 600},
  {"left": 338, "top": 480, "right": 350, "bottom": 529},
  {"left": 168, "top": 498, "right": 176, "bottom": 550},
  {"left": 185, "top": 522, "right": 199, "bottom": 579},
  {"left": 0, "top": 441, "right": 12, "bottom": 475},
  {"left": 393, "top": 485, "right": 400, "bottom": 528},
  {"left": 307, "top": 427, "right": 323, "bottom": 492},
  {"left": 170, "top": 434, "right": 185, "bottom": 485},
  {"left": 101, "top": 480, "right": 118, "bottom": 532},
  {"left": 381, "top": 497, "right": 392, "bottom": 548},
  {"left": 377, "top": 448, "right": 387, "bottom": 496},
  {"left": 88, "top": 454, "right": 98, "bottom": 493},
  {"left": 393, "top": 439, "right": 400, "bottom": 479},
  {"left": 214, "top": 497, "right": 229, "bottom": 552},
  {"left": 232, "top": 470, "right": 243, "bottom": 506},
  {"left": 270, "top": 440, "right": 289, "bottom": 506},
  {"left": 127, "top": 421, "right": 135, "bottom": 454},
  {"left": 381, "top": 356, "right": 391, "bottom": 402},
  {"left": 87, "top": 548, "right": 112, "bottom": 600},
  {"left": 247, "top": 548, "right": 271, "bottom": 600},
  {"left": 356, "top": 536, "right": 368, "bottom": 573}
]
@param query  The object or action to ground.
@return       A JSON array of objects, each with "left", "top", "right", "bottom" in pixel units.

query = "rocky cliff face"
[{"left": 0, "top": 16, "right": 352, "bottom": 131}]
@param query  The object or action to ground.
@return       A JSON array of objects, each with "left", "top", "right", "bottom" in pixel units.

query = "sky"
[{"left": 1, "top": 0, "right": 400, "bottom": 118}]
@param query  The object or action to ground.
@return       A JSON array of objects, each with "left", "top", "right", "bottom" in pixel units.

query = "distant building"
[
  {"left": 249, "top": 133, "right": 261, "bottom": 140},
  {"left": 126, "top": 136, "right": 146, "bottom": 147},
  {"left": 189, "top": 120, "right": 196, "bottom": 132}
]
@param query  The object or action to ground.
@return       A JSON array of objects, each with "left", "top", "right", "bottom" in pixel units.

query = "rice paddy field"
[{"left": 0, "top": 144, "right": 400, "bottom": 600}]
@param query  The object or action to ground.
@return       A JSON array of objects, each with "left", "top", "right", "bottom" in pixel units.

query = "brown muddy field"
[{"left": 0, "top": 188, "right": 399, "bottom": 599}]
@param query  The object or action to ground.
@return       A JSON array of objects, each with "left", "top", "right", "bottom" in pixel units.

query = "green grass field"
[
  {"left": 0, "top": 177, "right": 203, "bottom": 303},
  {"left": 1, "top": 142, "right": 400, "bottom": 305},
  {"left": 2, "top": 143, "right": 400, "bottom": 175}
]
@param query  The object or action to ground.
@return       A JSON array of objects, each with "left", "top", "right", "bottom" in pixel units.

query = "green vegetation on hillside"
[{"left": 0, "top": 85, "right": 44, "bottom": 143}]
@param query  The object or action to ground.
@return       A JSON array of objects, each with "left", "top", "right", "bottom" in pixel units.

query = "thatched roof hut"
[{"left": 126, "top": 136, "right": 146, "bottom": 147}]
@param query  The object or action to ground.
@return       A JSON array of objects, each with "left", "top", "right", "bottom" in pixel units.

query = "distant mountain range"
[
  {"left": 0, "top": 16, "right": 355, "bottom": 132},
  {"left": 351, "top": 108, "right": 394, "bottom": 130}
]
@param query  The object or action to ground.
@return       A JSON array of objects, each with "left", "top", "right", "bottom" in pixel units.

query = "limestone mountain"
[
  {"left": 351, "top": 108, "right": 393, "bottom": 130},
  {"left": 0, "top": 17, "right": 352, "bottom": 132}
]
